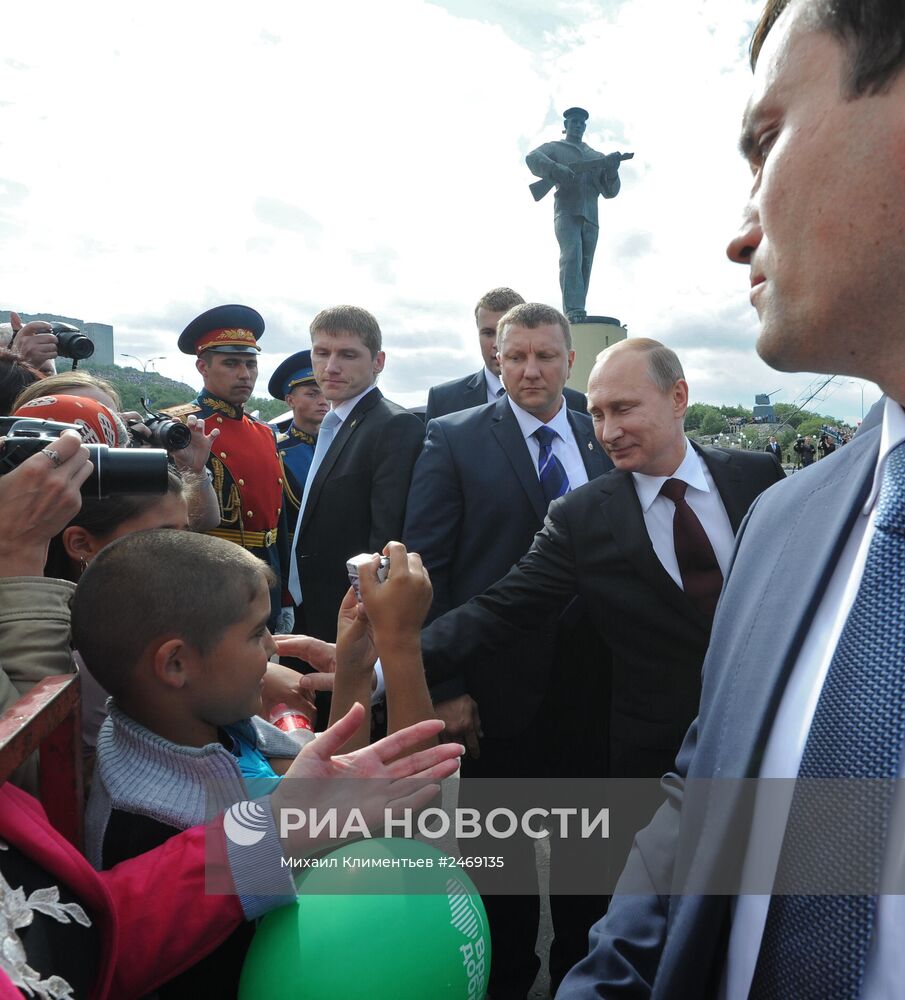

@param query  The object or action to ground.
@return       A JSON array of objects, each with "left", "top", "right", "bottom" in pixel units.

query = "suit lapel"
[
  {"left": 567, "top": 409, "right": 606, "bottom": 480},
  {"left": 732, "top": 435, "right": 878, "bottom": 773},
  {"left": 597, "top": 472, "right": 696, "bottom": 620},
  {"left": 463, "top": 370, "right": 487, "bottom": 408},
  {"left": 696, "top": 444, "right": 751, "bottom": 532},
  {"left": 676, "top": 432, "right": 880, "bottom": 905},
  {"left": 300, "top": 387, "right": 383, "bottom": 533},
  {"left": 490, "top": 399, "right": 548, "bottom": 523}
]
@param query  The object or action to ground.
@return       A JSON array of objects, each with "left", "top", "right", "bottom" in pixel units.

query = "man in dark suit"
[
  {"left": 425, "top": 287, "right": 588, "bottom": 422},
  {"left": 404, "top": 302, "right": 612, "bottom": 997},
  {"left": 287, "top": 305, "right": 424, "bottom": 643},
  {"left": 557, "top": 2, "right": 905, "bottom": 996},
  {"left": 764, "top": 434, "right": 783, "bottom": 467},
  {"left": 418, "top": 337, "right": 781, "bottom": 996},
  {"left": 421, "top": 337, "right": 782, "bottom": 783}
]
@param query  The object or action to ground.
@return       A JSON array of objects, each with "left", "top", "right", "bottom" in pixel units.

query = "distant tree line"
[{"left": 685, "top": 402, "right": 852, "bottom": 450}]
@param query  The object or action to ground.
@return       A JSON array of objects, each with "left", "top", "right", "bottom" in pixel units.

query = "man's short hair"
[
  {"left": 71, "top": 530, "right": 275, "bottom": 701},
  {"left": 751, "top": 0, "right": 905, "bottom": 97},
  {"left": 474, "top": 287, "right": 525, "bottom": 319},
  {"left": 497, "top": 302, "right": 572, "bottom": 351},
  {"left": 309, "top": 305, "right": 382, "bottom": 357},
  {"left": 598, "top": 338, "right": 685, "bottom": 393}
]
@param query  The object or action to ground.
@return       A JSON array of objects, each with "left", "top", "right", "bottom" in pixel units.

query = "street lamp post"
[{"left": 121, "top": 354, "right": 165, "bottom": 376}]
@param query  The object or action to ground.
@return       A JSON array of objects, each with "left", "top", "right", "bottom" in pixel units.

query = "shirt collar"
[
  {"left": 331, "top": 383, "right": 377, "bottom": 423},
  {"left": 484, "top": 367, "right": 504, "bottom": 397},
  {"left": 863, "top": 397, "right": 905, "bottom": 512},
  {"left": 632, "top": 438, "right": 711, "bottom": 513},
  {"left": 506, "top": 395, "right": 569, "bottom": 441}
]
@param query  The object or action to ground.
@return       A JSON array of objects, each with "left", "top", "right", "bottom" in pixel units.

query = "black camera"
[
  {"left": 50, "top": 322, "right": 95, "bottom": 362},
  {"left": 129, "top": 400, "right": 191, "bottom": 451},
  {"left": 0, "top": 416, "right": 168, "bottom": 499}
]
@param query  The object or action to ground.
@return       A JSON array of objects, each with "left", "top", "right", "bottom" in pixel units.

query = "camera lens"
[
  {"left": 83, "top": 445, "right": 169, "bottom": 499},
  {"left": 55, "top": 330, "right": 95, "bottom": 361},
  {"left": 146, "top": 418, "right": 191, "bottom": 451}
]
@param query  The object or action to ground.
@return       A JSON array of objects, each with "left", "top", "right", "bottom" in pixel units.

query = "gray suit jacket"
[{"left": 557, "top": 426, "right": 880, "bottom": 999}]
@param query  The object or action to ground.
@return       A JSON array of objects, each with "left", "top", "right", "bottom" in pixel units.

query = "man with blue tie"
[
  {"left": 556, "top": 1, "right": 905, "bottom": 996},
  {"left": 405, "top": 302, "right": 612, "bottom": 998}
]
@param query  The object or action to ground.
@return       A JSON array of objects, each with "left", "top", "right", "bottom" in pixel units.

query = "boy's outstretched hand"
[{"left": 270, "top": 703, "right": 463, "bottom": 857}]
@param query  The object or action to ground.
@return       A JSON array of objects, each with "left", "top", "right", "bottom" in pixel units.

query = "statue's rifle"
[{"left": 528, "top": 151, "right": 634, "bottom": 202}]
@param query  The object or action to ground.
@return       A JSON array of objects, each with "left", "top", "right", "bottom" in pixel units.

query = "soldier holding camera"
[
  {"left": 793, "top": 434, "right": 816, "bottom": 469},
  {"left": 170, "top": 304, "right": 293, "bottom": 633}
]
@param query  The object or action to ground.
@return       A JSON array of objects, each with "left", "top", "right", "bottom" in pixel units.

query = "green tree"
[{"left": 700, "top": 411, "right": 725, "bottom": 436}]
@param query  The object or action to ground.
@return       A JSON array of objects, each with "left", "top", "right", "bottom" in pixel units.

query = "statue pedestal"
[{"left": 570, "top": 316, "right": 627, "bottom": 394}]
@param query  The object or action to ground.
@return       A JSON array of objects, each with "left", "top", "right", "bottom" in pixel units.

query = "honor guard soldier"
[
  {"left": 268, "top": 349, "right": 328, "bottom": 537},
  {"left": 173, "top": 304, "right": 294, "bottom": 633}
]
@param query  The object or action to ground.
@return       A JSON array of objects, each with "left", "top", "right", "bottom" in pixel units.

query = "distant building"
[{"left": 0, "top": 310, "right": 114, "bottom": 366}]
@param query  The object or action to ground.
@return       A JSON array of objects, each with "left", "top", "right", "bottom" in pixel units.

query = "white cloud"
[{"left": 0, "top": 0, "right": 871, "bottom": 423}]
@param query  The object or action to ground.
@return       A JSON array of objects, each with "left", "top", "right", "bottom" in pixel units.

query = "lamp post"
[{"left": 121, "top": 354, "right": 165, "bottom": 376}]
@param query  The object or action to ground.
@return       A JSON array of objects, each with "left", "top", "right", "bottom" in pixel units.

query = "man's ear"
[
  {"left": 151, "top": 638, "right": 196, "bottom": 690},
  {"left": 195, "top": 357, "right": 208, "bottom": 378},
  {"left": 61, "top": 525, "right": 104, "bottom": 564},
  {"left": 673, "top": 378, "right": 689, "bottom": 419}
]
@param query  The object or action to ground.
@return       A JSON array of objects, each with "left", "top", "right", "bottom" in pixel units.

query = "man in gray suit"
[{"left": 557, "top": 1, "right": 905, "bottom": 995}]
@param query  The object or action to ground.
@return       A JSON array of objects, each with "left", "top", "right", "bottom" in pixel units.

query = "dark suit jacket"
[
  {"left": 403, "top": 396, "right": 611, "bottom": 734},
  {"left": 294, "top": 387, "right": 424, "bottom": 642},
  {"left": 425, "top": 369, "right": 588, "bottom": 422},
  {"left": 556, "top": 427, "right": 881, "bottom": 999},
  {"left": 764, "top": 441, "right": 783, "bottom": 466},
  {"left": 421, "top": 443, "right": 784, "bottom": 779}
]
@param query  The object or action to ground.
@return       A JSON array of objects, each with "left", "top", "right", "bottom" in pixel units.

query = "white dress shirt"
[
  {"left": 506, "top": 395, "right": 590, "bottom": 491},
  {"left": 723, "top": 398, "right": 905, "bottom": 1000},
  {"left": 631, "top": 439, "right": 736, "bottom": 586},
  {"left": 484, "top": 367, "right": 505, "bottom": 404}
]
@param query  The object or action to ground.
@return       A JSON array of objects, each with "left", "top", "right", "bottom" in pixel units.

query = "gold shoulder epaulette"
[{"left": 159, "top": 403, "right": 202, "bottom": 421}]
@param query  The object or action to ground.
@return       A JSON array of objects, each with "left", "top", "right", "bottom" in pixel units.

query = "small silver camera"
[{"left": 346, "top": 553, "right": 390, "bottom": 602}]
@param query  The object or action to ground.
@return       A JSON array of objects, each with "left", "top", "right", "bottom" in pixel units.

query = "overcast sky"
[{"left": 1, "top": 0, "right": 879, "bottom": 423}]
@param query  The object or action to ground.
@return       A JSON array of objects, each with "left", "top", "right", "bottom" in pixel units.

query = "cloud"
[{"left": 254, "top": 197, "right": 323, "bottom": 246}]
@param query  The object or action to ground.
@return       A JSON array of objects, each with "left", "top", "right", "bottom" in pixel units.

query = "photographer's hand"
[
  {"left": 10, "top": 311, "right": 57, "bottom": 374},
  {"left": 0, "top": 430, "right": 91, "bottom": 577},
  {"left": 172, "top": 415, "right": 219, "bottom": 475}
]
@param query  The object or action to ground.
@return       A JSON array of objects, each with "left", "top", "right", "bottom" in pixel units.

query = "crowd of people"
[{"left": 2, "top": 0, "right": 905, "bottom": 997}]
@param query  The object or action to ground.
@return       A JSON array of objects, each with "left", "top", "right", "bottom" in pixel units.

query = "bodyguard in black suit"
[
  {"left": 287, "top": 306, "right": 424, "bottom": 643},
  {"left": 405, "top": 303, "right": 612, "bottom": 998},
  {"left": 425, "top": 286, "right": 588, "bottom": 422},
  {"left": 765, "top": 435, "right": 783, "bottom": 467},
  {"left": 420, "top": 338, "right": 782, "bottom": 786}
]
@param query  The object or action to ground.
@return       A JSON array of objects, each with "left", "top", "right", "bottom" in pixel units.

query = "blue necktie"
[
  {"left": 533, "top": 425, "right": 569, "bottom": 506},
  {"left": 288, "top": 409, "right": 341, "bottom": 604},
  {"left": 750, "top": 440, "right": 905, "bottom": 999}
]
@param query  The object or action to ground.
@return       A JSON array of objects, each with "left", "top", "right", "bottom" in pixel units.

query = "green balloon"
[{"left": 239, "top": 838, "right": 490, "bottom": 1000}]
